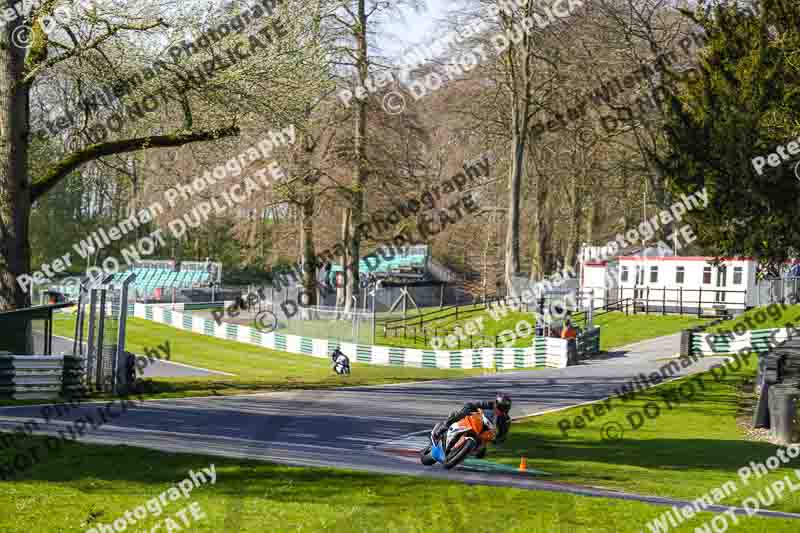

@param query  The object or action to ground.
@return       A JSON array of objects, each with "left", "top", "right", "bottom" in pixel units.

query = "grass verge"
[
  {"left": 45, "top": 315, "right": 482, "bottom": 401},
  {"left": 1, "top": 436, "right": 797, "bottom": 532},
  {"left": 706, "top": 304, "right": 800, "bottom": 334},
  {"left": 376, "top": 309, "right": 709, "bottom": 351},
  {"left": 489, "top": 353, "right": 800, "bottom": 520},
  {"left": 593, "top": 312, "right": 708, "bottom": 351}
]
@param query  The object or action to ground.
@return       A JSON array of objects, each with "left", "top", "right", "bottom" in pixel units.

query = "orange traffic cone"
[{"left": 519, "top": 457, "right": 527, "bottom": 471}]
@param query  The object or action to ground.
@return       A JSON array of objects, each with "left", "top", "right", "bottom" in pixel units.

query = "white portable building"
[{"left": 580, "top": 252, "right": 760, "bottom": 313}]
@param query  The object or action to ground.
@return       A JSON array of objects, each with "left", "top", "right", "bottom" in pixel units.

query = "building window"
[
  {"left": 650, "top": 266, "right": 658, "bottom": 283},
  {"left": 621, "top": 266, "right": 629, "bottom": 282},
  {"left": 733, "top": 267, "right": 743, "bottom": 285},
  {"left": 703, "top": 266, "right": 712, "bottom": 284},
  {"left": 676, "top": 266, "right": 685, "bottom": 284}
]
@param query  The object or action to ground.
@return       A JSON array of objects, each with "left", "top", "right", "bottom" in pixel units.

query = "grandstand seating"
[
  {"left": 329, "top": 246, "right": 429, "bottom": 277},
  {"left": 110, "top": 265, "right": 213, "bottom": 296}
]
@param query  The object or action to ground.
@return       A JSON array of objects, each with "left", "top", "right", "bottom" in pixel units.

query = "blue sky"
[{"left": 380, "top": 0, "right": 453, "bottom": 59}]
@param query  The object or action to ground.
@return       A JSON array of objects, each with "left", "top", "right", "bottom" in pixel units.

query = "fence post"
[
  {"left": 646, "top": 287, "right": 650, "bottom": 314},
  {"left": 679, "top": 287, "right": 683, "bottom": 315},
  {"left": 663, "top": 287, "right": 666, "bottom": 315},
  {"left": 440, "top": 283, "right": 444, "bottom": 309},
  {"left": 403, "top": 286, "right": 407, "bottom": 320},
  {"left": 698, "top": 287, "right": 703, "bottom": 318}
]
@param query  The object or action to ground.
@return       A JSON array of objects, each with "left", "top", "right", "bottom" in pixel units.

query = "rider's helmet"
[{"left": 494, "top": 392, "right": 512, "bottom": 415}]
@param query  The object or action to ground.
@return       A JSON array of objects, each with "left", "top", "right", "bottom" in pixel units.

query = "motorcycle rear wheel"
[
  {"left": 443, "top": 438, "right": 477, "bottom": 470},
  {"left": 420, "top": 445, "right": 436, "bottom": 466}
]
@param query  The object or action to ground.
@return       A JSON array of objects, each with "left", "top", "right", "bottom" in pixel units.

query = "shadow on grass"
[{"left": 1, "top": 436, "right": 408, "bottom": 503}]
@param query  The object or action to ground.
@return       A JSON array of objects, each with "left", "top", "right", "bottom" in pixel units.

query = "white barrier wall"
[{"left": 133, "top": 304, "right": 594, "bottom": 369}]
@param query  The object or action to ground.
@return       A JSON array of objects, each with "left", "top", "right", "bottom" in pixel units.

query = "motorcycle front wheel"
[{"left": 443, "top": 437, "right": 477, "bottom": 469}]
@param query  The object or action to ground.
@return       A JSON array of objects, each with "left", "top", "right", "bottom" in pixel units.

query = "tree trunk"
[
  {"left": 345, "top": 0, "right": 368, "bottom": 314},
  {"left": 502, "top": 1, "right": 535, "bottom": 295},
  {"left": 0, "top": 21, "right": 32, "bottom": 314},
  {"left": 335, "top": 208, "right": 350, "bottom": 309},
  {"left": 649, "top": 174, "right": 672, "bottom": 243},
  {"left": 528, "top": 174, "right": 548, "bottom": 281},
  {"left": 0, "top": 20, "right": 32, "bottom": 353},
  {"left": 563, "top": 175, "right": 580, "bottom": 270},
  {"left": 504, "top": 132, "right": 524, "bottom": 296},
  {"left": 301, "top": 194, "right": 317, "bottom": 307}
]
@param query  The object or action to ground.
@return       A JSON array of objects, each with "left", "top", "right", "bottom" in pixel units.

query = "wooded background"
[{"left": 5, "top": 0, "right": 789, "bottom": 314}]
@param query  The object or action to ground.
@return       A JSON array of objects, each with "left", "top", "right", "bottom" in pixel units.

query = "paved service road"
[
  {"left": 2, "top": 333, "right": 798, "bottom": 521},
  {"left": 44, "top": 333, "right": 231, "bottom": 378}
]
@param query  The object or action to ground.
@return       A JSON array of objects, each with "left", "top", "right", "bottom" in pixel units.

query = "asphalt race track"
[
  {"left": 42, "top": 332, "right": 232, "bottom": 378},
  {"left": 3, "top": 333, "right": 799, "bottom": 522}
]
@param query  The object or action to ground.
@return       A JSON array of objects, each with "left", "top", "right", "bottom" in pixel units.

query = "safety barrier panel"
[
  {"left": 0, "top": 355, "right": 84, "bottom": 400},
  {"left": 690, "top": 328, "right": 790, "bottom": 356},
  {"left": 133, "top": 304, "right": 599, "bottom": 369}
]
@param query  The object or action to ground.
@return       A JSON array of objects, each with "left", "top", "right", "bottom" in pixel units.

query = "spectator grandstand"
[
  {"left": 329, "top": 245, "right": 430, "bottom": 281},
  {"left": 120, "top": 260, "right": 221, "bottom": 298}
]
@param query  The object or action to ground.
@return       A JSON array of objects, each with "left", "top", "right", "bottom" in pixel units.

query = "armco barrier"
[
  {"left": 691, "top": 328, "right": 793, "bottom": 356},
  {"left": 0, "top": 355, "right": 85, "bottom": 400},
  {"left": 133, "top": 304, "right": 588, "bottom": 369}
]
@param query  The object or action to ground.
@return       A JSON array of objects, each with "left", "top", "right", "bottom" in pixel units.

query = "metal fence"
[
  {"left": 581, "top": 286, "right": 747, "bottom": 316},
  {"left": 755, "top": 277, "right": 800, "bottom": 307},
  {"left": 229, "top": 298, "right": 376, "bottom": 345},
  {"left": 134, "top": 285, "right": 244, "bottom": 304},
  {"left": 72, "top": 273, "right": 136, "bottom": 393},
  {"left": 255, "top": 280, "right": 481, "bottom": 315}
]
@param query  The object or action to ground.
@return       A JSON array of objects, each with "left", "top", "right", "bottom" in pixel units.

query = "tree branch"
[
  {"left": 30, "top": 126, "right": 239, "bottom": 201},
  {"left": 25, "top": 15, "right": 165, "bottom": 84}
]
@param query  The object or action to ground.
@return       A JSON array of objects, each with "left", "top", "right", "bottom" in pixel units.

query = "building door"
[
  {"left": 716, "top": 266, "right": 727, "bottom": 302},
  {"left": 634, "top": 266, "right": 644, "bottom": 300}
]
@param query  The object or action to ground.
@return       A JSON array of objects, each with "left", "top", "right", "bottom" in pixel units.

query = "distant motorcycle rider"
[
  {"left": 331, "top": 347, "right": 350, "bottom": 375},
  {"left": 433, "top": 393, "right": 512, "bottom": 452}
]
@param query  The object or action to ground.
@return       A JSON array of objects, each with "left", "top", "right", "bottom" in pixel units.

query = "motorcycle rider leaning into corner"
[{"left": 432, "top": 393, "right": 512, "bottom": 458}]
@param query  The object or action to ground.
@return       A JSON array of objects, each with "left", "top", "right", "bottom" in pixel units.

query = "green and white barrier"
[
  {"left": 133, "top": 304, "right": 598, "bottom": 369},
  {"left": 691, "top": 328, "right": 792, "bottom": 356}
]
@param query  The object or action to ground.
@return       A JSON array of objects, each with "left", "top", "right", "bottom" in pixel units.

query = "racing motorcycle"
[{"left": 420, "top": 409, "right": 497, "bottom": 470}]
